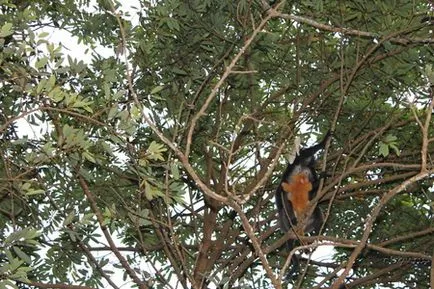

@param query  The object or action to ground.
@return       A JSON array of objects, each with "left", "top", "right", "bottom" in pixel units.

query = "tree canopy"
[{"left": 0, "top": 0, "right": 433, "bottom": 289}]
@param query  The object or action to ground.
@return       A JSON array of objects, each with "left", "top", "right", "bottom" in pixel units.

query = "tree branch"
[
  {"left": 330, "top": 90, "right": 434, "bottom": 288},
  {"left": 277, "top": 13, "right": 434, "bottom": 45},
  {"left": 185, "top": 8, "right": 279, "bottom": 157},
  {"left": 77, "top": 174, "right": 148, "bottom": 289}
]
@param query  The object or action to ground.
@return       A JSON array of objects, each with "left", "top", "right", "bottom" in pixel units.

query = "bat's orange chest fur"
[{"left": 281, "top": 173, "right": 312, "bottom": 218}]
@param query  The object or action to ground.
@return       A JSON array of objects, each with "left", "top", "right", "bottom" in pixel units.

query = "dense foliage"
[{"left": 0, "top": 0, "right": 433, "bottom": 289}]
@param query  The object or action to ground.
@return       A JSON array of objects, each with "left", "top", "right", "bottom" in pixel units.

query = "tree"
[{"left": 0, "top": 0, "right": 433, "bottom": 288}]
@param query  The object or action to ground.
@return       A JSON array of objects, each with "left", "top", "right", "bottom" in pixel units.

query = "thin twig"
[
  {"left": 77, "top": 175, "right": 148, "bottom": 289},
  {"left": 184, "top": 9, "right": 278, "bottom": 157},
  {"left": 43, "top": 180, "right": 121, "bottom": 289},
  {"left": 108, "top": 0, "right": 226, "bottom": 205},
  {"left": 229, "top": 199, "right": 282, "bottom": 289},
  {"left": 330, "top": 90, "right": 434, "bottom": 288},
  {"left": 277, "top": 13, "right": 434, "bottom": 45}
]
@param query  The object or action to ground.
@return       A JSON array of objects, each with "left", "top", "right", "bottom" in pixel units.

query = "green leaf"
[
  {"left": 62, "top": 124, "right": 74, "bottom": 138},
  {"left": 25, "top": 189, "right": 45, "bottom": 196},
  {"left": 4, "top": 228, "right": 40, "bottom": 245},
  {"left": 151, "top": 85, "right": 164, "bottom": 94},
  {"left": 47, "top": 87, "right": 65, "bottom": 102},
  {"left": 83, "top": 151, "right": 96, "bottom": 163},
  {"left": 380, "top": 134, "right": 400, "bottom": 156},
  {"left": 35, "top": 57, "right": 48, "bottom": 69},
  {"left": 108, "top": 105, "right": 119, "bottom": 120},
  {"left": 384, "top": 134, "right": 397, "bottom": 142},
  {"left": 63, "top": 211, "right": 76, "bottom": 226},
  {"left": 38, "top": 31, "right": 49, "bottom": 38},
  {"left": 0, "top": 22, "right": 13, "bottom": 38},
  {"left": 128, "top": 209, "right": 151, "bottom": 226},
  {"left": 379, "top": 142, "right": 389, "bottom": 157},
  {"left": 390, "top": 144, "right": 401, "bottom": 156},
  {"left": 172, "top": 67, "right": 188, "bottom": 75},
  {"left": 12, "top": 246, "right": 31, "bottom": 264},
  {"left": 424, "top": 64, "right": 434, "bottom": 84},
  {"left": 147, "top": 141, "right": 167, "bottom": 161},
  {"left": 144, "top": 181, "right": 154, "bottom": 200},
  {"left": 36, "top": 79, "right": 47, "bottom": 94},
  {"left": 171, "top": 162, "right": 180, "bottom": 180},
  {"left": 20, "top": 182, "right": 31, "bottom": 192},
  {"left": 131, "top": 104, "right": 141, "bottom": 121}
]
